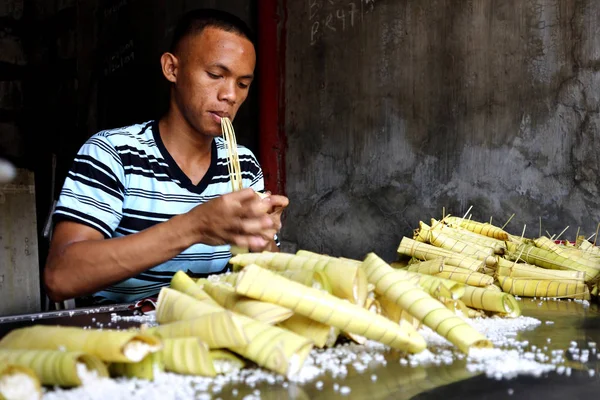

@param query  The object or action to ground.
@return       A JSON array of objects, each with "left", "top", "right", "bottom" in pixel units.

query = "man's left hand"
[
  {"left": 263, "top": 193, "right": 289, "bottom": 231},
  {"left": 259, "top": 193, "right": 289, "bottom": 252}
]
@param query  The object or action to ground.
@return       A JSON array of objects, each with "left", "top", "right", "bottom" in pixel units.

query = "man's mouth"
[{"left": 209, "top": 111, "right": 231, "bottom": 123}]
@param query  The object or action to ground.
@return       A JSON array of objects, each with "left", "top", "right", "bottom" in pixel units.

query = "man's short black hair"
[{"left": 169, "top": 9, "right": 255, "bottom": 53}]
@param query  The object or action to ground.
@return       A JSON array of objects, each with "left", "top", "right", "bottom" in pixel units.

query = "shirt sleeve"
[
  {"left": 53, "top": 135, "right": 125, "bottom": 238},
  {"left": 240, "top": 148, "right": 280, "bottom": 248}
]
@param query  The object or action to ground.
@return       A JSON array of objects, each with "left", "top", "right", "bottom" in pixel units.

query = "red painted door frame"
[{"left": 257, "top": 0, "right": 287, "bottom": 195}]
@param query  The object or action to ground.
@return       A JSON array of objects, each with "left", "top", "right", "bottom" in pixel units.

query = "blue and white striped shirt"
[{"left": 53, "top": 120, "right": 269, "bottom": 304}]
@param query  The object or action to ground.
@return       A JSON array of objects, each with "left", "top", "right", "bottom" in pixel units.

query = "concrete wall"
[{"left": 282, "top": 0, "right": 600, "bottom": 261}]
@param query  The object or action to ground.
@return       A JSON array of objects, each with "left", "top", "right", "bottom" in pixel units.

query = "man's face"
[{"left": 173, "top": 27, "right": 256, "bottom": 136}]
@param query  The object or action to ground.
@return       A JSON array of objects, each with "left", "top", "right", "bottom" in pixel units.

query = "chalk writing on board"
[
  {"left": 308, "top": 0, "right": 375, "bottom": 46},
  {"left": 104, "top": 39, "right": 135, "bottom": 76},
  {"left": 103, "top": 0, "right": 129, "bottom": 19}
]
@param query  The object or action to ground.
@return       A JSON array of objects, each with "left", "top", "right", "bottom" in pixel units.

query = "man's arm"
[
  {"left": 45, "top": 188, "right": 276, "bottom": 302},
  {"left": 45, "top": 216, "right": 193, "bottom": 302}
]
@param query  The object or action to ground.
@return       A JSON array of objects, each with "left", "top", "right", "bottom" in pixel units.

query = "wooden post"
[{"left": 258, "top": 0, "right": 288, "bottom": 195}]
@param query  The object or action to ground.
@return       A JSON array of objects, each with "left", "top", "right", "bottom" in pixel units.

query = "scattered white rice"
[
  {"left": 123, "top": 341, "right": 159, "bottom": 363},
  {"left": 0, "top": 371, "right": 40, "bottom": 400},
  {"left": 288, "top": 340, "right": 388, "bottom": 383},
  {"left": 466, "top": 348, "right": 555, "bottom": 379},
  {"left": 41, "top": 311, "right": 589, "bottom": 399},
  {"left": 110, "top": 313, "right": 158, "bottom": 327},
  {"left": 412, "top": 316, "right": 567, "bottom": 380},
  {"left": 574, "top": 299, "right": 590, "bottom": 308},
  {"left": 77, "top": 363, "right": 102, "bottom": 385},
  {"left": 207, "top": 272, "right": 232, "bottom": 283},
  {"left": 340, "top": 385, "right": 351, "bottom": 395}
]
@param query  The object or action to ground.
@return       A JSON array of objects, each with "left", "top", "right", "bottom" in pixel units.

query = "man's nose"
[{"left": 217, "top": 80, "right": 237, "bottom": 104}]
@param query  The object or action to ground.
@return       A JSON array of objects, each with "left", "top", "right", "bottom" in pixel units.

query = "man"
[{"left": 44, "top": 9, "right": 288, "bottom": 305}]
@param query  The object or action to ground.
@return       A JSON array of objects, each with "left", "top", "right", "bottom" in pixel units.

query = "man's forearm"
[{"left": 44, "top": 214, "right": 196, "bottom": 302}]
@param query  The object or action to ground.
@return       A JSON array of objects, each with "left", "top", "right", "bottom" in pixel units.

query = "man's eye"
[
  {"left": 207, "top": 72, "right": 221, "bottom": 79},
  {"left": 238, "top": 82, "right": 249, "bottom": 89}
]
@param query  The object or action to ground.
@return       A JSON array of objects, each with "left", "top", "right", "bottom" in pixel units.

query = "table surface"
[
  {"left": 0, "top": 299, "right": 597, "bottom": 399},
  {"left": 0, "top": 304, "right": 141, "bottom": 339}
]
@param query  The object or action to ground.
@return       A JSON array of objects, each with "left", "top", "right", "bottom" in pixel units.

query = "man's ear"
[{"left": 161, "top": 52, "right": 178, "bottom": 83}]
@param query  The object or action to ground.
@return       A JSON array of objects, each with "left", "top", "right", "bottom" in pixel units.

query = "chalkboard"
[{"left": 96, "top": 0, "right": 168, "bottom": 130}]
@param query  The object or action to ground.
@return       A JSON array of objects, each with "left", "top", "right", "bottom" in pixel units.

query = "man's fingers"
[
  {"left": 247, "top": 235, "right": 272, "bottom": 252},
  {"left": 237, "top": 197, "right": 271, "bottom": 218},
  {"left": 226, "top": 190, "right": 287, "bottom": 218},
  {"left": 271, "top": 216, "right": 282, "bottom": 231},
  {"left": 232, "top": 216, "right": 274, "bottom": 236},
  {"left": 220, "top": 190, "right": 270, "bottom": 218},
  {"left": 228, "top": 187, "right": 259, "bottom": 201},
  {"left": 266, "top": 195, "right": 289, "bottom": 209},
  {"left": 230, "top": 234, "right": 268, "bottom": 252}
]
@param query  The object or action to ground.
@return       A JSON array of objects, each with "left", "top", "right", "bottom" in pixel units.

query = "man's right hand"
[{"left": 185, "top": 188, "right": 277, "bottom": 252}]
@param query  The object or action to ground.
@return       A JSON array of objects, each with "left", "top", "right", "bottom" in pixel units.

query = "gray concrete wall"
[{"left": 282, "top": 0, "right": 600, "bottom": 261}]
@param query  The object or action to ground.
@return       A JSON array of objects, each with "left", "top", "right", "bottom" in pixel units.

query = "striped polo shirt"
[{"left": 53, "top": 120, "right": 271, "bottom": 304}]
